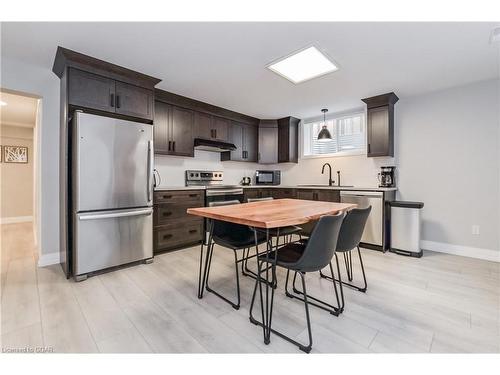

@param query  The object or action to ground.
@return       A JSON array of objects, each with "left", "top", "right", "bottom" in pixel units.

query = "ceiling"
[
  {"left": 0, "top": 91, "right": 38, "bottom": 128},
  {"left": 1, "top": 22, "right": 499, "bottom": 119}
]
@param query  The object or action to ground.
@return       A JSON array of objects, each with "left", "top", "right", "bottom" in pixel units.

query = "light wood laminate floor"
[{"left": 1, "top": 223, "right": 499, "bottom": 353}]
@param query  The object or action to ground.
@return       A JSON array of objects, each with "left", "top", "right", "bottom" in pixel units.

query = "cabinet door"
[
  {"left": 154, "top": 101, "right": 170, "bottom": 154},
  {"left": 194, "top": 111, "right": 213, "bottom": 139},
  {"left": 170, "top": 106, "right": 194, "bottom": 156},
  {"left": 258, "top": 124, "right": 278, "bottom": 164},
  {"left": 316, "top": 190, "right": 340, "bottom": 202},
  {"left": 296, "top": 189, "right": 315, "bottom": 201},
  {"left": 243, "top": 189, "right": 261, "bottom": 202},
  {"left": 367, "top": 106, "right": 392, "bottom": 157},
  {"left": 228, "top": 121, "right": 244, "bottom": 161},
  {"left": 115, "top": 81, "right": 154, "bottom": 121},
  {"left": 213, "top": 116, "right": 229, "bottom": 141},
  {"left": 243, "top": 125, "right": 258, "bottom": 162},
  {"left": 68, "top": 68, "right": 115, "bottom": 113}
]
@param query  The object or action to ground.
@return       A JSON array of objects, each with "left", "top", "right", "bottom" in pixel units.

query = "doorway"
[{"left": 0, "top": 89, "right": 41, "bottom": 266}]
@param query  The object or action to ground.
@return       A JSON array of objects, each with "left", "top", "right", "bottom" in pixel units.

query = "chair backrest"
[
  {"left": 247, "top": 196, "right": 273, "bottom": 203},
  {"left": 208, "top": 200, "right": 249, "bottom": 239},
  {"left": 335, "top": 206, "right": 372, "bottom": 252},
  {"left": 293, "top": 213, "right": 344, "bottom": 272}
]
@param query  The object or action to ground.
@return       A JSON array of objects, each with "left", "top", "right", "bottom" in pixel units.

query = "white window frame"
[{"left": 299, "top": 109, "right": 366, "bottom": 160}]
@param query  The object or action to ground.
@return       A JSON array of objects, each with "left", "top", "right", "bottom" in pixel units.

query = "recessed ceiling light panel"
[{"left": 267, "top": 46, "right": 338, "bottom": 84}]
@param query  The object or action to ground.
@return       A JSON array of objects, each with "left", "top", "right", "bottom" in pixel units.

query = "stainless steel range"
[{"left": 185, "top": 170, "right": 244, "bottom": 205}]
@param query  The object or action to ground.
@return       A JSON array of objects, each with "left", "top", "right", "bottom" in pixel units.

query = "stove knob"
[
  {"left": 190, "top": 173, "right": 194, "bottom": 177},
  {"left": 195, "top": 173, "right": 199, "bottom": 177}
]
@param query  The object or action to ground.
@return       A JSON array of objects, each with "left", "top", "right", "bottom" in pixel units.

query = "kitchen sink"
[{"left": 298, "top": 184, "right": 354, "bottom": 188}]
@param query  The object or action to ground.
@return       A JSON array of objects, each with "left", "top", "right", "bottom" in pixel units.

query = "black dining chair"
[
  {"left": 317, "top": 206, "right": 372, "bottom": 311},
  {"left": 249, "top": 213, "right": 344, "bottom": 353},
  {"left": 243, "top": 197, "right": 302, "bottom": 279},
  {"left": 199, "top": 200, "right": 268, "bottom": 310}
]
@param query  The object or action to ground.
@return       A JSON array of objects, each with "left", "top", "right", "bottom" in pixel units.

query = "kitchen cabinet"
[
  {"left": 296, "top": 189, "right": 340, "bottom": 202},
  {"left": 362, "top": 92, "right": 399, "bottom": 157},
  {"left": 68, "top": 68, "right": 154, "bottom": 121},
  {"left": 114, "top": 81, "right": 154, "bottom": 120},
  {"left": 153, "top": 190, "right": 204, "bottom": 253},
  {"left": 278, "top": 116, "right": 300, "bottom": 163},
  {"left": 258, "top": 120, "right": 278, "bottom": 164},
  {"left": 213, "top": 116, "right": 230, "bottom": 141},
  {"left": 222, "top": 121, "right": 258, "bottom": 162},
  {"left": 193, "top": 112, "right": 230, "bottom": 142},
  {"left": 154, "top": 101, "right": 194, "bottom": 157}
]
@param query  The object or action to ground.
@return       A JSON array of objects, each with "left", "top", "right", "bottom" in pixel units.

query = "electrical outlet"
[{"left": 472, "top": 225, "right": 480, "bottom": 235}]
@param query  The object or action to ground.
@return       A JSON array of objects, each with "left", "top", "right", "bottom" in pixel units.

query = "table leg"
[{"left": 198, "top": 220, "right": 214, "bottom": 299}]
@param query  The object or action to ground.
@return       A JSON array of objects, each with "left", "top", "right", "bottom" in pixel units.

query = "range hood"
[{"left": 194, "top": 138, "right": 237, "bottom": 152}]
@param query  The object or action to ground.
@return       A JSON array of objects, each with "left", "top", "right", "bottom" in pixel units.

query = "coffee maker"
[{"left": 378, "top": 166, "right": 396, "bottom": 188}]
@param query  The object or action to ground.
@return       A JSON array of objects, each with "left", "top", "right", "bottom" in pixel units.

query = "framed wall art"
[{"left": 3, "top": 145, "right": 28, "bottom": 163}]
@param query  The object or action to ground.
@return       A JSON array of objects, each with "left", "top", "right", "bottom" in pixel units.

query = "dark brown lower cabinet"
[
  {"left": 153, "top": 190, "right": 204, "bottom": 253},
  {"left": 243, "top": 188, "right": 338, "bottom": 202}
]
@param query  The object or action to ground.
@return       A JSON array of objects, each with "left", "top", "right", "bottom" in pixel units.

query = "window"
[{"left": 302, "top": 111, "right": 366, "bottom": 158}]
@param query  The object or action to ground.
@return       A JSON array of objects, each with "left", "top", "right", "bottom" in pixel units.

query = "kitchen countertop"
[{"left": 155, "top": 185, "right": 397, "bottom": 192}]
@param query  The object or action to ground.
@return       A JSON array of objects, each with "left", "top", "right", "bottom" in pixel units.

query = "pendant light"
[{"left": 317, "top": 108, "right": 332, "bottom": 141}]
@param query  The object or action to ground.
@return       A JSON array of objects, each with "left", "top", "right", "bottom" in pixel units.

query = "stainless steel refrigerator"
[{"left": 72, "top": 111, "right": 154, "bottom": 281}]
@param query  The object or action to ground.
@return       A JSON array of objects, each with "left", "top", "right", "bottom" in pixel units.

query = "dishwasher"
[{"left": 340, "top": 191, "right": 384, "bottom": 250}]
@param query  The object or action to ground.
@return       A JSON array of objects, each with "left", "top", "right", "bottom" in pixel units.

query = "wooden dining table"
[{"left": 187, "top": 198, "right": 356, "bottom": 347}]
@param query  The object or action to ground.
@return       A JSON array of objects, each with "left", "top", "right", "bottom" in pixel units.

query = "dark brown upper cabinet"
[
  {"left": 67, "top": 68, "right": 154, "bottom": 121},
  {"left": 193, "top": 112, "right": 229, "bottom": 142},
  {"left": 68, "top": 69, "right": 116, "bottom": 113},
  {"left": 258, "top": 120, "right": 278, "bottom": 164},
  {"left": 154, "top": 101, "right": 194, "bottom": 157},
  {"left": 221, "top": 121, "right": 258, "bottom": 162},
  {"left": 362, "top": 92, "right": 399, "bottom": 157},
  {"left": 278, "top": 116, "right": 300, "bottom": 163},
  {"left": 114, "top": 81, "right": 154, "bottom": 120}
]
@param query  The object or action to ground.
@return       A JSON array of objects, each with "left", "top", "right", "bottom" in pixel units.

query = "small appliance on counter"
[
  {"left": 255, "top": 170, "right": 281, "bottom": 185},
  {"left": 378, "top": 166, "right": 396, "bottom": 188},
  {"left": 241, "top": 176, "right": 251, "bottom": 186}
]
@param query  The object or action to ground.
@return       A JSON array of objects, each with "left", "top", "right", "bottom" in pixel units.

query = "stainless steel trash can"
[{"left": 389, "top": 201, "right": 424, "bottom": 258}]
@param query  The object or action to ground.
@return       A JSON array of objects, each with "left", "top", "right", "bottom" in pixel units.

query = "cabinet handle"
[
  {"left": 116, "top": 95, "right": 121, "bottom": 108},
  {"left": 168, "top": 141, "right": 171, "bottom": 151},
  {"left": 162, "top": 211, "right": 172, "bottom": 217},
  {"left": 188, "top": 194, "right": 198, "bottom": 198},
  {"left": 367, "top": 144, "right": 371, "bottom": 154},
  {"left": 188, "top": 229, "right": 197, "bottom": 234},
  {"left": 172, "top": 141, "right": 175, "bottom": 152},
  {"left": 110, "top": 93, "right": 115, "bottom": 107},
  {"left": 162, "top": 195, "right": 172, "bottom": 199},
  {"left": 163, "top": 234, "right": 173, "bottom": 240}
]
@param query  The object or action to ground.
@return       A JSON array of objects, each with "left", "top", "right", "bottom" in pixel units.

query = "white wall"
[
  {"left": 396, "top": 79, "right": 499, "bottom": 252},
  {"left": 1, "top": 57, "right": 60, "bottom": 257}
]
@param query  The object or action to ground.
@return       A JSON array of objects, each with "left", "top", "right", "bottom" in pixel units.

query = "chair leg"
[
  {"left": 320, "top": 249, "right": 367, "bottom": 293},
  {"left": 344, "top": 251, "right": 353, "bottom": 281},
  {"left": 287, "top": 267, "right": 342, "bottom": 316},
  {"left": 298, "top": 272, "right": 313, "bottom": 353},
  {"left": 205, "top": 245, "right": 241, "bottom": 310}
]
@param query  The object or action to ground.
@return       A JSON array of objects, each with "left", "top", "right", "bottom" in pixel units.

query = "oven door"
[{"left": 204, "top": 189, "right": 244, "bottom": 243}]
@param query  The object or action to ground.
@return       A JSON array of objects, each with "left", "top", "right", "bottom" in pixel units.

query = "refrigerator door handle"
[
  {"left": 79, "top": 208, "right": 153, "bottom": 221},
  {"left": 147, "top": 140, "right": 153, "bottom": 203}
]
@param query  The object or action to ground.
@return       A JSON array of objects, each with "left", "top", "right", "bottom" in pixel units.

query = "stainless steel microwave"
[{"left": 255, "top": 170, "right": 281, "bottom": 185}]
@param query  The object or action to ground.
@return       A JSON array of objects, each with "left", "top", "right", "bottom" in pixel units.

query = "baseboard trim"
[
  {"left": 421, "top": 240, "right": 499, "bottom": 262},
  {"left": 0, "top": 216, "right": 33, "bottom": 224},
  {"left": 38, "top": 252, "right": 60, "bottom": 267}
]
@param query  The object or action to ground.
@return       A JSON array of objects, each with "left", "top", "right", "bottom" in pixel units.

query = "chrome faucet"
[{"left": 321, "top": 163, "right": 335, "bottom": 186}]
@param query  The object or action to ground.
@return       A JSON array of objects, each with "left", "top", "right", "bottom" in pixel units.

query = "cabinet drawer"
[
  {"left": 154, "top": 190, "right": 204, "bottom": 204},
  {"left": 154, "top": 223, "right": 203, "bottom": 251},
  {"left": 154, "top": 204, "right": 203, "bottom": 226}
]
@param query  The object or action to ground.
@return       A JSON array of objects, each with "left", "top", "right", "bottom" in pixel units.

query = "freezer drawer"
[
  {"left": 340, "top": 191, "right": 383, "bottom": 247},
  {"left": 74, "top": 208, "right": 153, "bottom": 277},
  {"left": 73, "top": 111, "right": 154, "bottom": 212}
]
